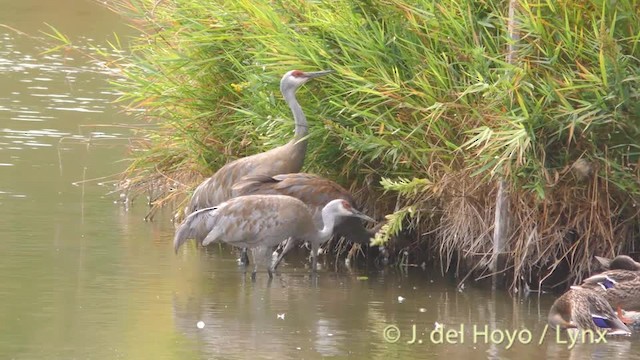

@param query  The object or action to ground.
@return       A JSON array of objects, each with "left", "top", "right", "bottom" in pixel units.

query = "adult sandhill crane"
[
  {"left": 173, "top": 194, "right": 375, "bottom": 277},
  {"left": 233, "top": 173, "right": 378, "bottom": 245},
  {"left": 179, "top": 69, "right": 333, "bottom": 260}
]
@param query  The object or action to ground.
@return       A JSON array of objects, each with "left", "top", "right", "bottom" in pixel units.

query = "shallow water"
[{"left": 2, "top": 1, "right": 640, "bottom": 359}]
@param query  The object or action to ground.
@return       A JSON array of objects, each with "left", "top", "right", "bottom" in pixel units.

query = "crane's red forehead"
[
  {"left": 291, "top": 70, "right": 305, "bottom": 77},
  {"left": 341, "top": 200, "right": 352, "bottom": 210}
]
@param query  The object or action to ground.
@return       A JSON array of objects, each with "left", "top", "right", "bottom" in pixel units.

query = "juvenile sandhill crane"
[
  {"left": 233, "top": 172, "right": 378, "bottom": 248},
  {"left": 173, "top": 194, "right": 375, "bottom": 278},
  {"left": 233, "top": 173, "right": 387, "bottom": 269},
  {"left": 179, "top": 69, "right": 333, "bottom": 261}
]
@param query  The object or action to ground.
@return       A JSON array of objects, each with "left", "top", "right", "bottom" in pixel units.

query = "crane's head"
[
  {"left": 324, "top": 199, "right": 375, "bottom": 223},
  {"left": 280, "top": 69, "right": 334, "bottom": 96}
]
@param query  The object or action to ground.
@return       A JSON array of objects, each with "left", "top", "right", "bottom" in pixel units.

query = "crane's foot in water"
[
  {"left": 251, "top": 270, "right": 257, "bottom": 281},
  {"left": 374, "top": 245, "right": 390, "bottom": 269}
]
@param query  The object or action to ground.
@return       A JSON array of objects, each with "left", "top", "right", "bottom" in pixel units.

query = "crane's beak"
[
  {"left": 350, "top": 208, "right": 376, "bottom": 223},
  {"left": 304, "top": 69, "right": 334, "bottom": 79}
]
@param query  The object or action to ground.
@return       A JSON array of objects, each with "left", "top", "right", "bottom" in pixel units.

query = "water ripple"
[
  {"left": 48, "top": 106, "right": 103, "bottom": 113},
  {"left": 0, "top": 30, "right": 132, "bottom": 172}
]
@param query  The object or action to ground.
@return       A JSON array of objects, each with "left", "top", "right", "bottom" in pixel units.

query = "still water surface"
[{"left": 1, "top": 1, "right": 640, "bottom": 359}]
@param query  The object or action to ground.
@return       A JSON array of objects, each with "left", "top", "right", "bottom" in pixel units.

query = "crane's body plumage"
[
  {"left": 233, "top": 173, "right": 376, "bottom": 244},
  {"left": 174, "top": 194, "right": 374, "bottom": 277},
  {"left": 179, "top": 195, "right": 315, "bottom": 250},
  {"left": 187, "top": 140, "right": 307, "bottom": 216},
  {"left": 180, "top": 70, "right": 332, "bottom": 246}
]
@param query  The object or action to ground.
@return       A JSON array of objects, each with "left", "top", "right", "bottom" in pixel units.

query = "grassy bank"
[{"left": 104, "top": 0, "right": 640, "bottom": 291}]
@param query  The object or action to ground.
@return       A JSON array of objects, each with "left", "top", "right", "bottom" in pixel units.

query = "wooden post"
[
  {"left": 492, "top": 0, "right": 519, "bottom": 290},
  {"left": 506, "top": 0, "right": 520, "bottom": 65},
  {"left": 491, "top": 180, "right": 509, "bottom": 289}
]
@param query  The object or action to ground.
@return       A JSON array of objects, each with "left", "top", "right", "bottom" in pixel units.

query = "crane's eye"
[
  {"left": 341, "top": 200, "right": 352, "bottom": 210},
  {"left": 291, "top": 70, "right": 304, "bottom": 78}
]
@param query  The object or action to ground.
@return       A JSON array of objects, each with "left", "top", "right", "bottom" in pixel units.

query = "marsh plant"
[{"left": 98, "top": 0, "right": 639, "bottom": 290}]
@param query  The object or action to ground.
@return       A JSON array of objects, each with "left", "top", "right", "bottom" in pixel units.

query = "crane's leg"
[
  {"left": 266, "top": 246, "right": 274, "bottom": 279},
  {"left": 250, "top": 248, "right": 258, "bottom": 281},
  {"left": 270, "top": 238, "right": 295, "bottom": 273},
  {"left": 239, "top": 248, "right": 250, "bottom": 266},
  {"left": 311, "top": 243, "right": 319, "bottom": 274}
]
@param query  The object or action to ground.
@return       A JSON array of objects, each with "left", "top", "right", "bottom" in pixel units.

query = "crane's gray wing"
[
  {"left": 186, "top": 142, "right": 304, "bottom": 215},
  {"left": 186, "top": 159, "right": 254, "bottom": 214},
  {"left": 201, "top": 195, "right": 311, "bottom": 248},
  {"left": 174, "top": 206, "right": 221, "bottom": 253},
  {"left": 272, "top": 173, "right": 356, "bottom": 207},
  {"left": 234, "top": 173, "right": 356, "bottom": 208},
  {"left": 231, "top": 174, "right": 279, "bottom": 197}
]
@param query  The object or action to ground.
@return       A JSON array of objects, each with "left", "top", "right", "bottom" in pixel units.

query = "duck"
[
  {"left": 581, "top": 269, "right": 640, "bottom": 323},
  {"left": 594, "top": 255, "right": 640, "bottom": 271},
  {"left": 548, "top": 286, "right": 631, "bottom": 335}
]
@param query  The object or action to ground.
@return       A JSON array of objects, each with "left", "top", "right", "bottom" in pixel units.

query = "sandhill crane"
[
  {"left": 233, "top": 172, "right": 378, "bottom": 245},
  {"left": 233, "top": 173, "right": 387, "bottom": 269},
  {"left": 173, "top": 194, "right": 375, "bottom": 277},
  {"left": 179, "top": 69, "right": 333, "bottom": 261}
]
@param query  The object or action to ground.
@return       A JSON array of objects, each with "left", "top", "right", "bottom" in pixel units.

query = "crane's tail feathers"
[{"left": 173, "top": 206, "right": 219, "bottom": 254}]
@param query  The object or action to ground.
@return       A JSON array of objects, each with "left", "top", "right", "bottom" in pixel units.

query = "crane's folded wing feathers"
[{"left": 231, "top": 174, "right": 278, "bottom": 197}]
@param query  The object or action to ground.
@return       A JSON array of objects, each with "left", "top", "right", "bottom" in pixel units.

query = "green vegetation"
[{"left": 104, "top": 0, "right": 639, "bottom": 290}]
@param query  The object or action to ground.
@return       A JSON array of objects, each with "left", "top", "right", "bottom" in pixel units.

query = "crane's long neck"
[
  {"left": 314, "top": 212, "right": 338, "bottom": 244},
  {"left": 284, "top": 89, "right": 307, "bottom": 140}
]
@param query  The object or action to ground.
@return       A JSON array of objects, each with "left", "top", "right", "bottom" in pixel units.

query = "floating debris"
[
  {"left": 397, "top": 296, "right": 405, "bottom": 303},
  {"left": 196, "top": 321, "right": 205, "bottom": 329}
]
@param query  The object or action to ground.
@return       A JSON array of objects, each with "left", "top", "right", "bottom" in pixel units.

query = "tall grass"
[{"left": 106, "top": 0, "right": 640, "bottom": 290}]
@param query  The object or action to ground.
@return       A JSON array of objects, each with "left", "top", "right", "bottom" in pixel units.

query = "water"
[{"left": 1, "top": 1, "right": 640, "bottom": 359}]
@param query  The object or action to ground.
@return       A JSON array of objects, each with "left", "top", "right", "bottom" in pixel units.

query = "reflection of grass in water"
[
  {"left": 75, "top": 0, "right": 640, "bottom": 290},
  {"left": 57, "top": 125, "right": 137, "bottom": 218}
]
